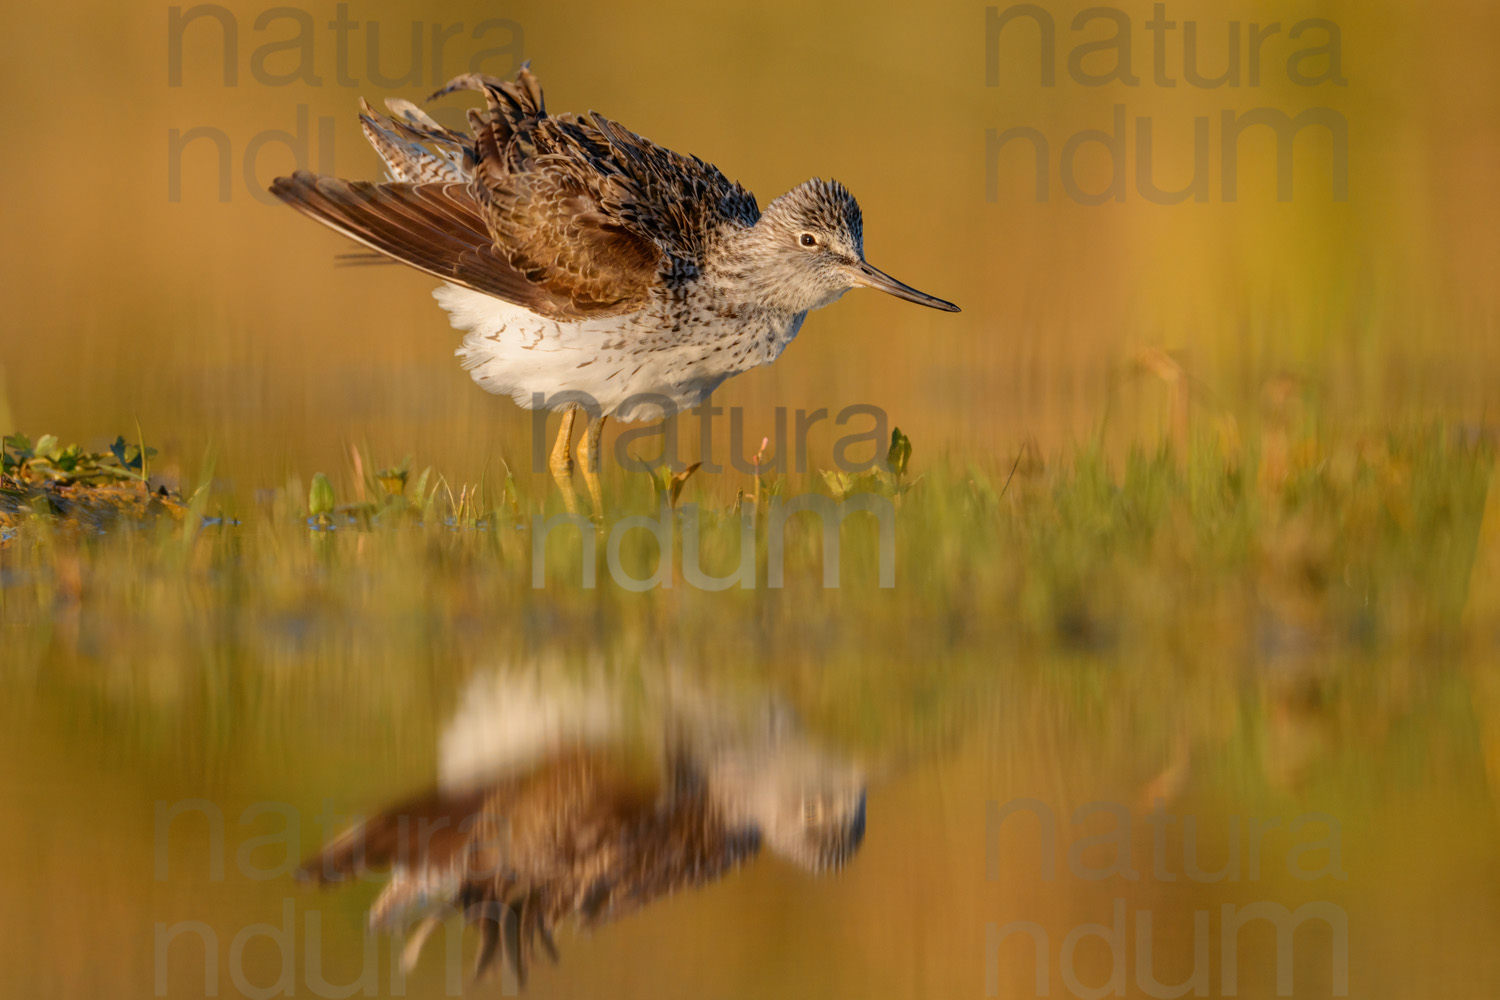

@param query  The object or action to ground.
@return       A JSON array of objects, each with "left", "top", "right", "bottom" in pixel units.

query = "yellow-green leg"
[
  {"left": 549, "top": 403, "right": 581, "bottom": 515},
  {"left": 577, "top": 414, "right": 608, "bottom": 520}
]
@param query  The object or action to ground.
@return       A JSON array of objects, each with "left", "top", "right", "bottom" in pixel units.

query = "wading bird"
[
  {"left": 299, "top": 703, "right": 866, "bottom": 989},
  {"left": 271, "top": 65, "right": 958, "bottom": 516}
]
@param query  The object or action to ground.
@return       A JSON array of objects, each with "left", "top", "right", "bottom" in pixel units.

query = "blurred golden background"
[
  {"left": 2, "top": 3, "right": 1498, "bottom": 999},
  {"left": 3, "top": 0, "right": 1495, "bottom": 491}
]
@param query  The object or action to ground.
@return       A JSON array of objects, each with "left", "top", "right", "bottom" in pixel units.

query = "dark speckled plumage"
[
  {"left": 270, "top": 65, "right": 958, "bottom": 421},
  {"left": 299, "top": 742, "right": 866, "bottom": 989},
  {"left": 273, "top": 66, "right": 758, "bottom": 321}
]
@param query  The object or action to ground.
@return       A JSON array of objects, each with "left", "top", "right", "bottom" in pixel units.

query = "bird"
[
  {"left": 298, "top": 724, "right": 867, "bottom": 989},
  {"left": 270, "top": 64, "right": 960, "bottom": 517}
]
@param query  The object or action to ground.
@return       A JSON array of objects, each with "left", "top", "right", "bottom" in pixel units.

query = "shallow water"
[
  {"left": 3, "top": 596, "right": 1499, "bottom": 998},
  {"left": 4, "top": 0, "right": 1500, "bottom": 995}
]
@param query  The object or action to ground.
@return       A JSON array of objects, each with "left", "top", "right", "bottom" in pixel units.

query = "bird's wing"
[
  {"left": 573, "top": 799, "right": 762, "bottom": 928},
  {"left": 271, "top": 66, "right": 762, "bottom": 321},
  {"left": 358, "top": 98, "right": 468, "bottom": 185},
  {"left": 270, "top": 172, "right": 647, "bottom": 320},
  {"left": 435, "top": 67, "right": 761, "bottom": 271},
  {"left": 295, "top": 784, "right": 490, "bottom": 886}
]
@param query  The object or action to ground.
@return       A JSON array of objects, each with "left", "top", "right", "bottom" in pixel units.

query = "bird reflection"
[{"left": 299, "top": 672, "right": 866, "bottom": 988}]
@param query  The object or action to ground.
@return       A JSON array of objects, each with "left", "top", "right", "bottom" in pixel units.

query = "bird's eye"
[{"left": 798, "top": 233, "right": 818, "bottom": 248}]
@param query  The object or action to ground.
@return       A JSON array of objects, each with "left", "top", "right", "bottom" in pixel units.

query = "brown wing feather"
[
  {"left": 568, "top": 760, "right": 760, "bottom": 928},
  {"left": 300, "top": 744, "right": 763, "bottom": 988},
  {"left": 297, "top": 785, "right": 490, "bottom": 885},
  {"left": 432, "top": 72, "right": 670, "bottom": 312},
  {"left": 358, "top": 99, "right": 465, "bottom": 185},
  {"left": 272, "top": 66, "right": 762, "bottom": 322},
  {"left": 434, "top": 68, "right": 760, "bottom": 268},
  {"left": 270, "top": 172, "right": 635, "bottom": 320}
]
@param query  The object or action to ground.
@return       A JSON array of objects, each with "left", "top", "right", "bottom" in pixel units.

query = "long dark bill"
[{"left": 852, "top": 261, "right": 961, "bottom": 312}]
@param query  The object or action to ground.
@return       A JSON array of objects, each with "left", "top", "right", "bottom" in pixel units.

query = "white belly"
[{"left": 436, "top": 283, "right": 752, "bottom": 419}]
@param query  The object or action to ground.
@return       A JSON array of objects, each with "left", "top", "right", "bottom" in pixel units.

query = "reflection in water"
[{"left": 298, "top": 671, "right": 866, "bottom": 988}]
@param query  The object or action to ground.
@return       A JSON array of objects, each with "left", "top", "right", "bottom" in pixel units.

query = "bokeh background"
[
  {"left": 2, "top": 0, "right": 1495, "bottom": 489},
  {"left": 2, "top": 2, "right": 1498, "bottom": 999}
]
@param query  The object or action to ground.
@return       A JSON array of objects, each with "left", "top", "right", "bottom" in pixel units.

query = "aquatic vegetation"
[
  {"left": 0, "top": 419, "right": 1490, "bottom": 733},
  {"left": 0, "top": 390, "right": 1493, "bottom": 1000},
  {"left": 0, "top": 433, "right": 184, "bottom": 533}
]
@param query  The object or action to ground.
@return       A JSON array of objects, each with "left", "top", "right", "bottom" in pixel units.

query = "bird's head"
[
  {"left": 712, "top": 738, "right": 868, "bottom": 874},
  {"left": 751, "top": 178, "right": 960, "bottom": 315},
  {"left": 761, "top": 778, "right": 868, "bottom": 873}
]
